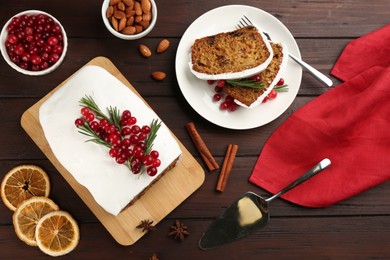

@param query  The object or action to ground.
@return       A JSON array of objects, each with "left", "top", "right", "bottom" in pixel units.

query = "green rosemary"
[
  {"left": 226, "top": 79, "right": 265, "bottom": 89},
  {"left": 77, "top": 95, "right": 161, "bottom": 175}
]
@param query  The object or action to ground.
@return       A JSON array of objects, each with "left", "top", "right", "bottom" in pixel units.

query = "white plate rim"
[{"left": 175, "top": 5, "right": 302, "bottom": 130}]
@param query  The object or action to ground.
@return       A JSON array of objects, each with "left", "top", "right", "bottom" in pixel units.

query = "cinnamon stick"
[
  {"left": 185, "top": 122, "right": 219, "bottom": 171},
  {"left": 216, "top": 144, "right": 238, "bottom": 192}
]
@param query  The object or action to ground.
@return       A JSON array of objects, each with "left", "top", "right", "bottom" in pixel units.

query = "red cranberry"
[
  {"left": 13, "top": 44, "right": 24, "bottom": 55},
  {"left": 7, "top": 34, "right": 18, "bottom": 44},
  {"left": 30, "top": 54, "right": 42, "bottom": 65},
  {"left": 21, "top": 52, "right": 31, "bottom": 62},
  {"left": 47, "top": 36, "right": 59, "bottom": 46}
]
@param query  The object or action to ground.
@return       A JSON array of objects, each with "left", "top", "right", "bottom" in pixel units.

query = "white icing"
[
  {"left": 233, "top": 42, "right": 289, "bottom": 109},
  {"left": 189, "top": 30, "right": 273, "bottom": 80},
  {"left": 39, "top": 65, "right": 182, "bottom": 216}
]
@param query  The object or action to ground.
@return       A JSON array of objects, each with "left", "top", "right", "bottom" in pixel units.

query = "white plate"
[{"left": 175, "top": 5, "right": 302, "bottom": 130}]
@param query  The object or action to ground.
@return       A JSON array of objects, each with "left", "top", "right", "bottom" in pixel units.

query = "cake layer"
[
  {"left": 189, "top": 26, "right": 273, "bottom": 80},
  {"left": 224, "top": 42, "right": 288, "bottom": 108},
  {"left": 39, "top": 65, "right": 182, "bottom": 216}
]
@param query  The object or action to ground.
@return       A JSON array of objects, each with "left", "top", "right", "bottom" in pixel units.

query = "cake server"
[{"left": 198, "top": 158, "right": 331, "bottom": 250}]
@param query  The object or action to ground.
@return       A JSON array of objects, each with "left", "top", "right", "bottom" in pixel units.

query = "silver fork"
[{"left": 238, "top": 16, "right": 333, "bottom": 87}]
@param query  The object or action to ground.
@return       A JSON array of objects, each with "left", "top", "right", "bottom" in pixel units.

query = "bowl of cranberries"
[{"left": 0, "top": 10, "right": 67, "bottom": 76}]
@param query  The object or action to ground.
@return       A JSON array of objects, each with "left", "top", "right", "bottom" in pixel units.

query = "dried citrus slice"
[
  {"left": 36, "top": 210, "right": 80, "bottom": 257},
  {"left": 1, "top": 165, "right": 50, "bottom": 211},
  {"left": 13, "top": 196, "right": 59, "bottom": 246}
]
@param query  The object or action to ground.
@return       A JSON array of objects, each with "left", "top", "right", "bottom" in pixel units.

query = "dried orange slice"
[
  {"left": 1, "top": 165, "right": 50, "bottom": 211},
  {"left": 13, "top": 196, "right": 59, "bottom": 246},
  {"left": 36, "top": 210, "right": 80, "bottom": 257}
]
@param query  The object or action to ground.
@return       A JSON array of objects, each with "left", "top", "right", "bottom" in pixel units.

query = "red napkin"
[{"left": 249, "top": 24, "right": 390, "bottom": 208}]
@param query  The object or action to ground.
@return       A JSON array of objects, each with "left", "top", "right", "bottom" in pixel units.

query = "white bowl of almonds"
[{"left": 102, "top": 0, "right": 157, "bottom": 40}]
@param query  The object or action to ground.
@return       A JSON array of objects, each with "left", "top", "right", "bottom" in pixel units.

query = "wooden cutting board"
[{"left": 21, "top": 56, "right": 205, "bottom": 246}]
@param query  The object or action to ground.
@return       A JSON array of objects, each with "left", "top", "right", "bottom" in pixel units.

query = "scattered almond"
[
  {"left": 139, "top": 44, "right": 152, "bottom": 58},
  {"left": 157, "top": 39, "right": 170, "bottom": 54},
  {"left": 151, "top": 71, "right": 166, "bottom": 81}
]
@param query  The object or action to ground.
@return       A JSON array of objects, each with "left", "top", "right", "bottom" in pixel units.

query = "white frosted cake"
[{"left": 39, "top": 65, "right": 182, "bottom": 216}]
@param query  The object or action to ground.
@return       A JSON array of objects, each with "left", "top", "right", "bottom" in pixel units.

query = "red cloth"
[
  {"left": 331, "top": 24, "right": 390, "bottom": 81},
  {"left": 249, "top": 24, "right": 390, "bottom": 208}
]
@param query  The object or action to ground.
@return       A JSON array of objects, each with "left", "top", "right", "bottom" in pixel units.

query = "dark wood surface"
[{"left": 1, "top": 0, "right": 389, "bottom": 259}]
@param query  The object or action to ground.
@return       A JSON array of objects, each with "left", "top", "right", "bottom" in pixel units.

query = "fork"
[{"left": 238, "top": 16, "right": 333, "bottom": 87}]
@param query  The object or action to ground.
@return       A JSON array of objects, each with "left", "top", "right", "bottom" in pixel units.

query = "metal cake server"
[{"left": 199, "top": 158, "right": 331, "bottom": 250}]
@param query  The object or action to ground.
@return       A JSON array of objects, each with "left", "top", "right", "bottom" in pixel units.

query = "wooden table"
[{"left": 1, "top": 0, "right": 389, "bottom": 259}]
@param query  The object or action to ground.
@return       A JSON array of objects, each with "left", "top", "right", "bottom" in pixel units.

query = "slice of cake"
[
  {"left": 223, "top": 42, "right": 288, "bottom": 108},
  {"left": 189, "top": 26, "right": 273, "bottom": 80},
  {"left": 39, "top": 65, "right": 182, "bottom": 216}
]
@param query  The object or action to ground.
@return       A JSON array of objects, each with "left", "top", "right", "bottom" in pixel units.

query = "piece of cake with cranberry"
[
  {"left": 39, "top": 65, "right": 182, "bottom": 216},
  {"left": 189, "top": 26, "right": 273, "bottom": 80},
  {"left": 223, "top": 42, "right": 288, "bottom": 108}
]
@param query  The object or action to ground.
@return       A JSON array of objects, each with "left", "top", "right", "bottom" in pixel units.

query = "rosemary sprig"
[
  {"left": 144, "top": 119, "right": 162, "bottom": 155},
  {"left": 77, "top": 95, "right": 162, "bottom": 175},
  {"left": 274, "top": 84, "right": 289, "bottom": 92},
  {"left": 79, "top": 96, "right": 110, "bottom": 121},
  {"left": 108, "top": 106, "right": 121, "bottom": 129},
  {"left": 226, "top": 79, "right": 265, "bottom": 89},
  {"left": 77, "top": 122, "right": 111, "bottom": 148}
]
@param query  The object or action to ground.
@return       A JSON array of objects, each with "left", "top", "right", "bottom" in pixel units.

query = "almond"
[
  {"left": 138, "top": 20, "right": 149, "bottom": 30},
  {"left": 121, "top": 26, "right": 136, "bottom": 35},
  {"left": 126, "top": 16, "right": 134, "bottom": 26},
  {"left": 151, "top": 71, "right": 166, "bottom": 81},
  {"left": 141, "top": 0, "right": 151, "bottom": 14},
  {"left": 156, "top": 39, "right": 170, "bottom": 54},
  {"left": 111, "top": 16, "right": 119, "bottom": 31},
  {"left": 106, "top": 6, "right": 114, "bottom": 18},
  {"left": 135, "top": 15, "right": 143, "bottom": 23},
  {"left": 134, "top": 1, "right": 142, "bottom": 16},
  {"left": 139, "top": 44, "right": 151, "bottom": 58},
  {"left": 117, "top": 1, "right": 125, "bottom": 11},
  {"left": 114, "top": 10, "right": 125, "bottom": 19},
  {"left": 119, "top": 17, "right": 127, "bottom": 31},
  {"left": 109, "top": 0, "right": 120, "bottom": 6},
  {"left": 135, "top": 25, "right": 143, "bottom": 33},
  {"left": 142, "top": 12, "right": 151, "bottom": 22},
  {"left": 122, "top": 0, "right": 133, "bottom": 7},
  {"left": 125, "top": 8, "right": 135, "bottom": 18}
]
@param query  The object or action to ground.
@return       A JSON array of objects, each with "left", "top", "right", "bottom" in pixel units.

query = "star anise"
[
  {"left": 168, "top": 220, "right": 189, "bottom": 241},
  {"left": 136, "top": 219, "right": 156, "bottom": 233}
]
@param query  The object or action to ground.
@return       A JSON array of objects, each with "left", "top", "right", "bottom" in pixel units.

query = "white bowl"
[
  {"left": 101, "top": 0, "right": 157, "bottom": 40},
  {"left": 0, "top": 10, "right": 68, "bottom": 76}
]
